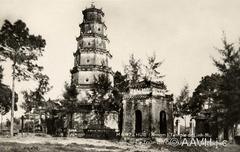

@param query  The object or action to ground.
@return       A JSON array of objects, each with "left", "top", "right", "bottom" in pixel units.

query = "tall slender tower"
[{"left": 71, "top": 4, "right": 113, "bottom": 99}]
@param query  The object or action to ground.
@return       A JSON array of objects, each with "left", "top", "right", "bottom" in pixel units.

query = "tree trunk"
[
  {"left": 148, "top": 102, "right": 152, "bottom": 137},
  {"left": 33, "top": 112, "right": 35, "bottom": 133},
  {"left": 70, "top": 112, "right": 73, "bottom": 129},
  {"left": 10, "top": 63, "right": 16, "bottom": 137},
  {"left": 1, "top": 113, "right": 3, "bottom": 132},
  {"left": 100, "top": 112, "right": 105, "bottom": 128},
  {"left": 21, "top": 115, "right": 24, "bottom": 136},
  {"left": 184, "top": 115, "right": 187, "bottom": 134}
]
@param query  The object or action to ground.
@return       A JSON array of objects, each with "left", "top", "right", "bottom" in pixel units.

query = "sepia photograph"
[{"left": 0, "top": 0, "right": 240, "bottom": 151}]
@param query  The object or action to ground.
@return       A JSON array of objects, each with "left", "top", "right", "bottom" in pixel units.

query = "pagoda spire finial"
[{"left": 90, "top": 1, "right": 95, "bottom": 8}]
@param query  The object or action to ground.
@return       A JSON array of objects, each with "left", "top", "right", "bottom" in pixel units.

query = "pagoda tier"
[
  {"left": 76, "top": 36, "right": 109, "bottom": 53},
  {"left": 75, "top": 48, "right": 112, "bottom": 57},
  {"left": 71, "top": 65, "right": 113, "bottom": 74}
]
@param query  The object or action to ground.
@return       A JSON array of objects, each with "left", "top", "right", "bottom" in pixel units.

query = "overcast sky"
[{"left": 1, "top": 0, "right": 240, "bottom": 118}]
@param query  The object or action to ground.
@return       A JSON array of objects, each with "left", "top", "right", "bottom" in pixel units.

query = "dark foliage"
[
  {"left": 212, "top": 36, "right": 240, "bottom": 127},
  {"left": 190, "top": 35, "right": 240, "bottom": 136},
  {"left": 61, "top": 82, "right": 79, "bottom": 129},
  {"left": 0, "top": 19, "right": 46, "bottom": 81},
  {"left": 90, "top": 74, "right": 121, "bottom": 128},
  {"left": 144, "top": 52, "right": 164, "bottom": 81},
  {"left": 21, "top": 74, "right": 51, "bottom": 113},
  {"left": 124, "top": 54, "right": 142, "bottom": 85},
  {"left": 190, "top": 74, "right": 222, "bottom": 116},
  {"left": 0, "top": 66, "right": 18, "bottom": 114},
  {"left": 174, "top": 84, "right": 191, "bottom": 117},
  {"left": 114, "top": 71, "right": 129, "bottom": 93},
  {"left": 0, "top": 19, "right": 46, "bottom": 135}
]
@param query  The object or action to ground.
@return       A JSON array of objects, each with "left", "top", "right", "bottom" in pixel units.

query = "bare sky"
[{"left": 1, "top": 0, "right": 240, "bottom": 118}]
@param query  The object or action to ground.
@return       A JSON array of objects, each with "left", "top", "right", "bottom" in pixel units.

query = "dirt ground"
[{"left": 0, "top": 134, "right": 239, "bottom": 152}]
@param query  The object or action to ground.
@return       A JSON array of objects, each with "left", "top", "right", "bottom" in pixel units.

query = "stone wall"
[{"left": 73, "top": 110, "right": 119, "bottom": 132}]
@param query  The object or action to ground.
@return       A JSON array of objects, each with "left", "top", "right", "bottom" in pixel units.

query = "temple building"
[
  {"left": 122, "top": 80, "right": 173, "bottom": 137},
  {"left": 70, "top": 4, "right": 116, "bottom": 133}
]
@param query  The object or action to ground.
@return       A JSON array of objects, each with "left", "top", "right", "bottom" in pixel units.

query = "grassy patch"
[
  {"left": 0, "top": 142, "right": 122, "bottom": 152},
  {"left": 0, "top": 142, "right": 87, "bottom": 152},
  {"left": 0, "top": 140, "right": 239, "bottom": 152}
]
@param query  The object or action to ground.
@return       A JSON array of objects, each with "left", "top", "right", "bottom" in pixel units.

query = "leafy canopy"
[
  {"left": 21, "top": 74, "right": 52, "bottom": 113},
  {"left": 144, "top": 52, "right": 164, "bottom": 81},
  {"left": 124, "top": 54, "right": 142, "bottom": 84},
  {"left": 174, "top": 84, "right": 191, "bottom": 117},
  {"left": 61, "top": 82, "right": 79, "bottom": 113},
  {"left": 190, "top": 74, "right": 222, "bottom": 116},
  {"left": 0, "top": 19, "right": 46, "bottom": 80},
  {"left": 114, "top": 71, "right": 129, "bottom": 93},
  {"left": 0, "top": 66, "right": 18, "bottom": 115},
  {"left": 212, "top": 36, "right": 240, "bottom": 126},
  {"left": 90, "top": 74, "right": 122, "bottom": 127},
  {"left": 190, "top": 35, "right": 240, "bottom": 127}
]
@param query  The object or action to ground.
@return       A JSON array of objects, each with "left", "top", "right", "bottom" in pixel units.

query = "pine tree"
[
  {"left": 124, "top": 54, "right": 142, "bottom": 85},
  {"left": 21, "top": 74, "right": 51, "bottom": 113},
  {"left": 0, "top": 66, "right": 18, "bottom": 115},
  {"left": 0, "top": 20, "right": 46, "bottom": 136},
  {"left": 212, "top": 36, "right": 240, "bottom": 128},
  {"left": 61, "top": 82, "right": 79, "bottom": 129},
  {"left": 144, "top": 52, "right": 164, "bottom": 81}
]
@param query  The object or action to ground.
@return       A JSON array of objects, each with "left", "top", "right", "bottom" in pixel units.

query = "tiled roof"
[
  {"left": 124, "top": 94, "right": 165, "bottom": 100},
  {"left": 82, "top": 5, "right": 104, "bottom": 16},
  {"left": 130, "top": 80, "right": 166, "bottom": 90}
]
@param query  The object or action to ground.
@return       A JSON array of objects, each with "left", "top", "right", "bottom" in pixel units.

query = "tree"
[
  {"left": 174, "top": 84, "right": 191, "bottom": 116},
  {"left": 61, "top": 82, "right": 79, "bottom": 129},
  {"left": 189, "top": 74, "right": 222, "bottom": 116},
  {"left": 114, "top": 71, "right": 129, "bottom": 93},
  {"left": 144, "top": 52, "right": 164, "bottom": 81},
  {"left": 91, "top": 74, "right": 112, "bottom": 127},
  {"left": 0, "top": 66, "right": 18, "bottom": 115},
  {"left": 124, "top": 54, "right": 142, "bottom": 84},
  {"left": 113, "top": 71, "right": 129, "bottom": 134},
  {"left": 90, "top": 74, "right": 121, "bottom": 128},
  {"left": 174, "top": 84, "right": 191, "bottom": 133},
  {"left": 189, "top": 35, "right": 240, "bottom": 139},
  {"left": 189, "top": 74, "right": 223, "bottom": 138},
  {"left": 0, "top": 20, "right": 46, "bottom": 136},
  {"left": 21, "top": 74, "right": 51, "bottom": 113},
  {"left": 5, "top": 117, "right": 20, "bottom": 130},
  {"left": 0, "top": 65, "right": 3, "bottom": 82},
  {"left": 44, "top": 98, "right": 62, "bottom": 135},
  {"left": 212, "top": 36, "right": 240, "bottom": 131},
  {"left": 21, "top": 74, "right": 51, "bottom": 133}
]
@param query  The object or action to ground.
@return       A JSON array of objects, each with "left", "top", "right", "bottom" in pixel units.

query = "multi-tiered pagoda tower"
[
  {"left": 71, "top": 4, "right": 113, "bottom": 98},
  {"left": 70, "top": 4, "right": 116, "bottom": 132}
]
